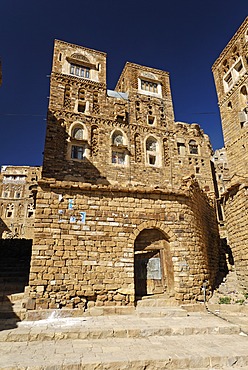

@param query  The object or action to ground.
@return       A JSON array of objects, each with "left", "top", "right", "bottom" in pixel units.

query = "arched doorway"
[{"left": 134, "top": 228, "right": 174, "bottom": 299}]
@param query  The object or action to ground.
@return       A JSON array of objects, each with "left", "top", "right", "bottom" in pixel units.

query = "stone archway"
[{"left": 134, "top": 227, "right": 174, "bottom": 299}]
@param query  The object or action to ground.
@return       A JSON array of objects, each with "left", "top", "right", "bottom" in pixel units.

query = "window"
[
  {"left": 70, "top": 64, "right": 90, "bottom": 78},
  {"left": 177, "top": 142, "right": 186, "bottom": 156},
  {"left": 2, "top": 191, "right": 9, "bottom": 198},
  {"left": 224, "top": 73, "right": 233, "bottom": 88},
  {"left": 112, "top": 131, "right": 124, "bottom": 146},
  {"left": 68, "top": 122, "right": 88, "bottom": 161},
  {"left": 240, "top": 85, "right": 248, "bottom": 107},
  {"left": 146, "top": 137, "right": 159, "bottom": 166},
  {"left": 141, "top": 80, "right": 158, "bottom": 93},
  {"left": 14, "top": 191, "right": 21, "bottom": 199},
  {"left": 78, "top": 102, "right": 86, "bottom": 113},
  {"left": 112, "top": 151, "right": 125, "bottom": 165},
  {"left": 223, "top": 57, "right": 245, "bottom": 92},
  {"left": 238, "top": 109, "right": 248, "bottom": 128},
  {"left": 72, "top": 127, "right": 84, "bottom": 140},
  {"left": 111, "top": 130, "right": 127, "bottom": 165},
  {"left": 148, "top": 116, "right": 155, "bottom": 125},
  {"left": 71, "top": 145, "right": 85, "bottom": 160},
  {"left": 6, "top": 203, "right": 14, "bottom": 218},
  {"left": 189, "top": 140, "right": 198, "bottom": 155},
  {"left": 27, "top": 204, "right": 34, "bottom": 218}
]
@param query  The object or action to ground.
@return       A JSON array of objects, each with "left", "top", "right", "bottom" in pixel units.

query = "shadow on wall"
[
  {"left": 0, "top": 218, "right": 10, "bottom": 238},
  {"left": 0, "top": 295, "right": 21, "bottom": 331},
  {"left": 0, "top": 239, "right": 32, "bottom": 296},
  {"left": 0, "top": 239, "right": 32, "bottom": 330},
  {"left": 42, "top": 110, "right": 110, "bottom": 184},
  {"left": 215, "top": 238, "right": 235, "bottom": 288}
]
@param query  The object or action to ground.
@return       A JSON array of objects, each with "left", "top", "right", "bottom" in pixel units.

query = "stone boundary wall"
[{"left": 26, "top": 179, "right": 220, "bottom": 310}]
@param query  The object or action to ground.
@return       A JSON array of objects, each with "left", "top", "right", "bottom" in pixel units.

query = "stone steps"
[
  {"left": 0, "top": 312, "right": 242, "bottom": 342},
  {"left": 0, "top": 302, "right": 247, "bottom": 369},
  {"left": 0, "top": 333, "right": 247, "bottom": 369}
]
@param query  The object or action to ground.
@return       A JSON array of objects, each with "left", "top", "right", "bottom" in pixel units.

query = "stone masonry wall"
[
  {"left": 224, "top": 184, "right": 248, "bottom": 292},
  {"left": 212, "top": 17, "right": 248, "bottom": 292},
  {"left": 27, "top": 178, "right": 219, "bottom": 310}
]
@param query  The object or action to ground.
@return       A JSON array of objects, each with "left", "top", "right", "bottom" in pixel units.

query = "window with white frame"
[
  {"left": 70, "top": 64, "right": 90, "bottom": 79},
  {"left": 223, "top": 57, "right": 246, "bottom": 92},
  {"left": 141, "top": 80, "right": 158, "bottom": 93},
  {"left": 138, "top": 78, "right": 162, "bottom": 97},
  {"left": 146, "top": 137, "right": 159, "bottom": 166}
]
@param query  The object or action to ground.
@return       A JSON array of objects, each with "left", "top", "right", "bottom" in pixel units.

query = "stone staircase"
[{"left": 0, "top": 297, "right": 248, "bottom": 369}]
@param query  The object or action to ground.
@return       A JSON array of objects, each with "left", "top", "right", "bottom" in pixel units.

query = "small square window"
[
  {"left": 78, "top": 102, "right": 86, "bottom": 113},
  {"left": 148, "top": 116, "right": 155, "bottom": 125}
]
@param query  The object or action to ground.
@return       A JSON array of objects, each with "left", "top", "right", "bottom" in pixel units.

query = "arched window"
[
  {"left": 72, "top": 127, "right": 84, "bottom": 140},
  {"left": 146, "top": 137, "right": 159, "bottom": 165},
  {"left": 112, "top": 130, "right": 124, "bottom": 146},
  {"left": 240, "top": 85, "right": 248, "bottom": 107},
  {"left": 111, "top": 130, "right": 128, "bottom": 165},
  {"left": 189, "top": 140, "right": 198, "bottom": 155},
  {"left": 69, "top": 123, "right": 88, "bottom": 161}
]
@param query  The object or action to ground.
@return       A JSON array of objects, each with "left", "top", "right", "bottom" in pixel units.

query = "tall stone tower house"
[
  {"left": 212, "top": 17, "right": 248, "bottom": 291},
  {"left": 26, "top": 40, "right": 220, "bottom": 310}
]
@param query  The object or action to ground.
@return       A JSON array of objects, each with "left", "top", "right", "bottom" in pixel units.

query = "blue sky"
[{"left": 0, "top": 1, "right": 247, "bottom": 166}]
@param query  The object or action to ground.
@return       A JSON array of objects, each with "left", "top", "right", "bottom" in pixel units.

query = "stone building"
[
  {"left": 212, "top": 17, "right": 248, "bottom": 292},
  {"left": 26, "top": 40, "right": 220, "bottom": 310},
  {"left": 0, "top": 165, "right": 41, "bottom": 239},
  {"left": 211, "top": 148, "right": 230, "bottom": 237}
]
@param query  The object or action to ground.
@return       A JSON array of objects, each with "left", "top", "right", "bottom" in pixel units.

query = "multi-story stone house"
[
  {"left": 25, "top": 40, "right": 220, "bottom": 311},
  {"left": 212, "top": 16, "right": 248, "bottom": 292},
  {"left": 0, "top": 166, "right": 41, "bottom": 239},
  {"left": 211, "top": 148, "right": 230, "bottom": 236}
]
